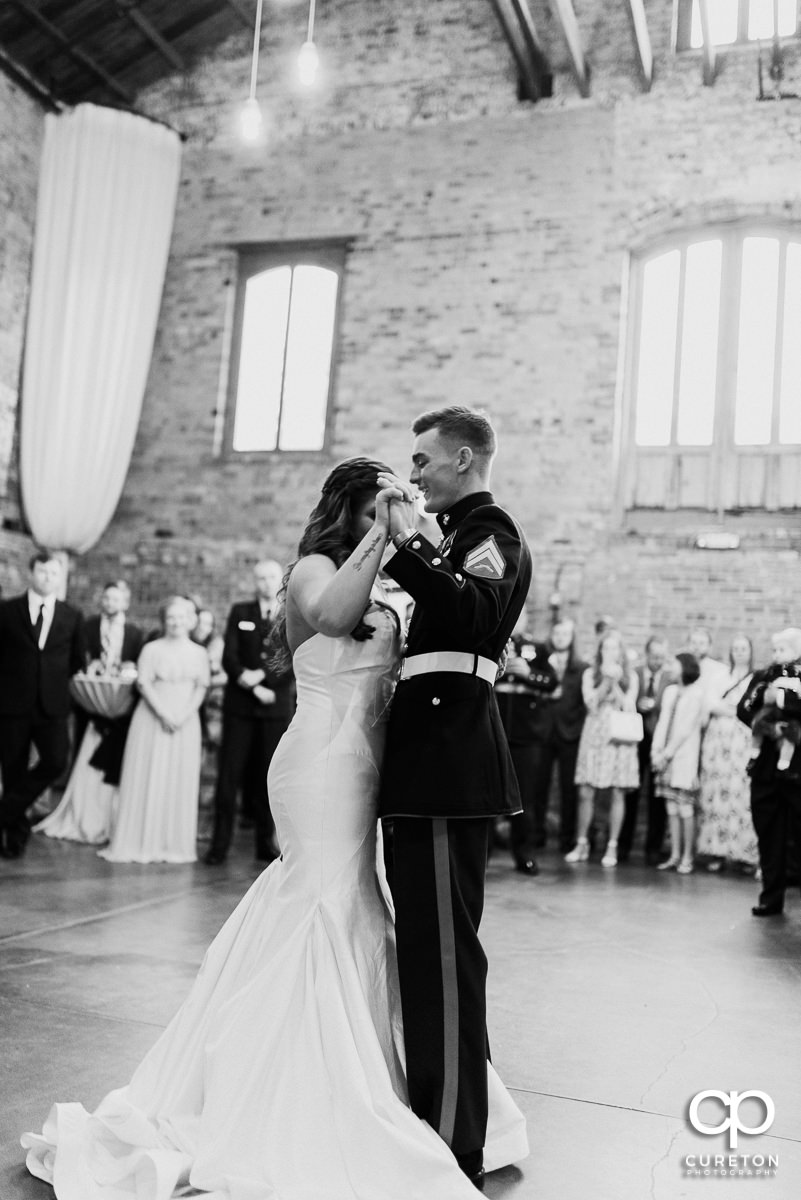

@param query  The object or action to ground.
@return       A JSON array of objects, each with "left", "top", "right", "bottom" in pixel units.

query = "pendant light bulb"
[
  {"left": 298, "top": 39, "right": 319, "bottom": 87},
  {"left": 239, "top": 96, "right": 263, "bottom": 142}
]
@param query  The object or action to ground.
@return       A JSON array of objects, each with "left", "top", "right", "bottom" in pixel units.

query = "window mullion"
[
  {"left": 715, "top": 230, "right": 742, "bottom": 510},
  {"left": 771, "top": 236, "right": 787, "bottom": 447},
  {"left": 275, "top": 267, "right": 296, "bottom": 451},
  {"left": 671, "top": 246, "right": 687, "bottom": 448},
  {"left": 738, "top": 0, "right": 749, "bottom": 41}
]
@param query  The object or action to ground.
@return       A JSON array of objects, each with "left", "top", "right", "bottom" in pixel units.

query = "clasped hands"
[{"left": 376, "top": 472, "right": 417, "bottom": 538}]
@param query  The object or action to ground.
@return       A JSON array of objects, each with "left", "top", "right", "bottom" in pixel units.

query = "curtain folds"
[{"left": 20, "top": 103, "right": 181, "bottom": 555}]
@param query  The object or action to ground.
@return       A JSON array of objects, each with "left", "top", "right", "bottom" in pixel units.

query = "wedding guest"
[
  {"left": 738, "top": 647, "right": 801, "bottom": 916},
  {"left": 0, "top": 551, "right": 85, "bottom": 858},
  {"left": 696, "top": 634, "right": 758, "bottom": 874},
  {"left": 100, "top": 596, "right": 209, "bottom": 864},
  {"left": 652, "top": 653, "right": 705, "bottom": 875},
  {"left": 746, "top": 628, "right": 801, "bottom": 773},
  {"left": 532, "top": 618, "right": 588, "bottom": 852},
  {"left": 618, "top": 635, "right": 676, "bottom": 864},
  {"left": 567, "top": 630, "right": 639, "bottom": 867},
  {"left": 494, "top": 618, "right": 557, "bottom": 875},
  {"left": 204, "top": 561, "right": 295, "bottom": 865},
  {"left": 689, "top": 627, "right": 728, "bottom": 714},
  {"left": 192, "top": 607, "right": 227, "bottom": 838}
]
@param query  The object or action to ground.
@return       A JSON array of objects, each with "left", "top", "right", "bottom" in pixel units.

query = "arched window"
[
  {"left": 676, "top": 0, "right": 798, "bottom": 50},
  {"left": 620, "top": 224, "right": 801, "bottom": 510},
  {"left": 224, "top": 243, "right": 345, "bottom": 454}
]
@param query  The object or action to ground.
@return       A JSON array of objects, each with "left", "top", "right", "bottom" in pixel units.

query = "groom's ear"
[{"left": 455, "top": 446, "right": 473, "bottom": 473}]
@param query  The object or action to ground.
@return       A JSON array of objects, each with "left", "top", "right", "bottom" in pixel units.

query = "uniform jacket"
[
  {"left": 737, "top": 665, "right": 801, "bottom": 778},
  {"left": 378, "top": 490, "right": 532, "bottom": 820},
  {"left": 651, "top": 681, "right": 705, "bottom": 792},
  {"left": 84, "top": 615, "right": 145, "bottom": 668},
  {"left": 531, "top": 651, "right": 588, "bottom": 743},
  {"left": 221, "top": 599, "right": 294, "bottom": 721},
  {"left": 0, "top": 593, "right": 85, "bottom": 718},
  {"left": 495, "top": 641, "right": 558, "bottom": 745}
]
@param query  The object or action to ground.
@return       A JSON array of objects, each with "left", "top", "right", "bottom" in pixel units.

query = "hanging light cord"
[
  {"left": 249, "top": 0, "right": 265, "bottom": 101},
  {"left": 307, "top": 0, "right": 316, "bottom": 43}
]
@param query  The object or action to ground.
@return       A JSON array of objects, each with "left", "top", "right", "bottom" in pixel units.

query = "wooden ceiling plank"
[
  {"left": 116, "top": 2, "right": 185, "bottom": 71},
  {"left": 549, "top": 0, "right": 591, "bottom": 98},
  {"left": 624, "top": 0, "right": 653, "bottom": 91},
  {"left": 223, "top": 0, "right": 256, "bottom": 29},
  {"left": 697, "top": 0, "right": 717, "bottom": 86},
  {"left": 11, "top": 0, "right": 134, "bottom": 102},
  {"left": 488, "top": 0, "right": 551, "bottom": 101}
]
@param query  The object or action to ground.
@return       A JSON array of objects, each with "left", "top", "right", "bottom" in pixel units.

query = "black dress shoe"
[
  {"left": 515, "top": 858, "right": 539, "bottom": 876},
  {"left": 203, "top": 850, "right": 227, "bottom": 865},
  {"left": 468, "top": 1168, "right": 486, "bottom": 1191},
  {"left": 751, "top": 903, "right": 784, "bottom": 917},
  {"left": 255, "top": 845, "right": 279, "bottom": 863}
]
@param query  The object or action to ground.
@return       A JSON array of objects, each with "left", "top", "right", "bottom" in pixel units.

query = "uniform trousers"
[
  {"left": 0, "top": 707, "right": 71, "bottom": 843},
  {"left": 750, "top": 772, "right": 801, "bottom": 910},
  {"left": 391, "top": 816, "right": 490, "bottom": 1171},
  {"left": 208, "top": 714, "right": 285, "bottom": 858},
  {"left": 507, "top": 742, "right": 541, "bottom": 863}
]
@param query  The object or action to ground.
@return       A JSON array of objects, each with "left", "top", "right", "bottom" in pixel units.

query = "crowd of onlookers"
[
  {"left": 494, "top": 614, "right": 801, "bottom": 915},
  {"left": 1, "top": 549, "right": 799, "bottom": 917}
]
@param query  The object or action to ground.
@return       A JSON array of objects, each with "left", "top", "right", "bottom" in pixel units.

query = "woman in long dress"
[
  {"left": 23, "top": 458, "right": 528, "bottom": 1199},
  {"left": 99, "top": 596, "right": 210, "bottom": 864},
  {"left": 696, "top": 633, "right": 758, "bottom": 872}
]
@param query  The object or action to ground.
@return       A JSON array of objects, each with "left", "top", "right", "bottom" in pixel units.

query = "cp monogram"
[{"left": 688, "top": 1090, "right": 775, "bottom": 1150}]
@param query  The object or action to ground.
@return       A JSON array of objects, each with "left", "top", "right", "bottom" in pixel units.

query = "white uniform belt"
[{"left": 400, "top": 651, "right": 497, "bottom": 685}]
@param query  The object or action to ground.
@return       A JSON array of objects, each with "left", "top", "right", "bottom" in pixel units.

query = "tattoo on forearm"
[{"left": 353, "top": 534, "right": 382, "bottom": 571}]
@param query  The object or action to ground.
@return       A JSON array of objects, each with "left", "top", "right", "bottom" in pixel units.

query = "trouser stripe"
[{"left": 432, "top": 818, "right": 459, "bottom": 1146}]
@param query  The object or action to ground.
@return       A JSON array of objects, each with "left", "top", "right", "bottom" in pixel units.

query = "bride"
[{"left": 22, "top": 457, "right": 528, "bottom": 1199}]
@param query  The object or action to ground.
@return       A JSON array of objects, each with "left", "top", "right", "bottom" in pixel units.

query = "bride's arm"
[{"left": 289, "top": 491, "right": 398, "bottom": 638}]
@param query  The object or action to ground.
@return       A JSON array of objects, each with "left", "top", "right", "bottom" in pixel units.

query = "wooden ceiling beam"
[
  {"left": 0, "top": 43, "right": 62, "bottom": 110},
  {"left": 549, "top": 0, "right": 590, "bottom": 98},
  {"left": 488, "top": 0, "right": 552, "bottom": 101},
  {"left": 624, "top": 0, "right": 653, "bottom": 91},
  {"left": 223, "top": 0, "right": 257, "bottom": 29},
  {"left": 11, "top": 0, "right": 134, "bottom": 102},
  {"left": 697, "top": 0, "right": 717, "bottom": 86},
  {"left": 115, "top": 2, "right": 185, "bottom": 71}
]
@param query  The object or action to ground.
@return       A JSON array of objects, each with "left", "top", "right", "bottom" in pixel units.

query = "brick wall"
[{"left": 4, "top": 1, "right": 801, "bottom": 663}]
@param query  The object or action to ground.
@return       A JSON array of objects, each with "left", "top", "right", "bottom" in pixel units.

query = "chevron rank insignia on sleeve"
[{"left": 462, "top": 536, "right": 506, "bottom": 580}]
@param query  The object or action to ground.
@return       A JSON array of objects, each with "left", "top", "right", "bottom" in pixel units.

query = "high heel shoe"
[
  {"left": 564, "top": 839, "right": 589, "bottom": 863},
  {"left": 601, "top": 840, "right": 618, "bottom": 868},
  {"left": 657, "top": 857, "right": 680, "bottom": 871}
]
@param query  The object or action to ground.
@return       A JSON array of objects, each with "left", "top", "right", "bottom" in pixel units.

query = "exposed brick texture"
[{"left": 2, "top": 1, "right": 800, "bottom": 665}]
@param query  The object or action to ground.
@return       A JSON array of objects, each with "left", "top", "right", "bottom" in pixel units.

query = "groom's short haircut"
[{"left": 412, "top": 406, "right": 497, "bottom": 463}]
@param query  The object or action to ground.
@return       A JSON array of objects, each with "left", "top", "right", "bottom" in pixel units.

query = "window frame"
[
  {"left": 674, "top": 0, "right": 800, "bottom": 52},
  {"left": 617, "top": 219, "right": 801, "bottom": 515},
  {"left": 221, "top": 239, "right": 347, "bottom": 459}
]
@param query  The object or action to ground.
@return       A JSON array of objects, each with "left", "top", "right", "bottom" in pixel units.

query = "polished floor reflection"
[{"left": 1, "top": 832, "right": 800, "bottom": 1200}]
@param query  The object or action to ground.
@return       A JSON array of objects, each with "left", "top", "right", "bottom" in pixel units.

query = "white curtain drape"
[{"left": 20, "top": 103, "right": 181, "bottom": 554}]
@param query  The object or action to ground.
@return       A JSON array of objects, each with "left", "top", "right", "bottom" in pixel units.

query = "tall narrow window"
[
  {"left": 226, "top": 244, "right": 345, "bottom": 454},
  {"left": 678, "top": 0, "right": 797, "bottom": 49},
  {"left": 622, "top": 225, "right": 801, "bottom": 511}
]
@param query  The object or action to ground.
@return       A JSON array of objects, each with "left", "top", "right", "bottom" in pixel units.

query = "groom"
[{"left": 378, "top": 406, "right": 531, "bottom": 1190}]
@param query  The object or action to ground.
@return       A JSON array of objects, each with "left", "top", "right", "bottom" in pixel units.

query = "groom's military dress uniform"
[{"left": 379, "top": 490, "right": 532, "bottom": 1174}]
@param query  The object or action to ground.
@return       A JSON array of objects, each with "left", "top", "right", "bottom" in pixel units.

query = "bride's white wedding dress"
[{"left": 23, "top": 605, "right": 528, "bottom": 1199}]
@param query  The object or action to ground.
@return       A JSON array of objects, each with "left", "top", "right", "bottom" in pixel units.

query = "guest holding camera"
[
  {"left": 618, "top": 635, "right": 675, "bottom": 864},
  {"left": 533, "top": 618, "right": 588, "bottom": 853}
]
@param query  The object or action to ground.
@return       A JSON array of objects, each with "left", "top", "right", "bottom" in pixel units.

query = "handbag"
[{"left": 608, "top": 709, "right": 644, "bottom": 744}]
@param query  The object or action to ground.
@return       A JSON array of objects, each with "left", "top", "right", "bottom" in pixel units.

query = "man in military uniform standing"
[
  {"left": 204, "top": 560, "right": 294, "bottom": 865},
  {"left": 378, "top": 407, "right": 532, "bottom": 1190}
]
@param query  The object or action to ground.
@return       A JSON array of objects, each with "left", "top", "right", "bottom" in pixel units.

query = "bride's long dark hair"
[{"left": 269, "top": 457, "right": 395, "bottom": 673}]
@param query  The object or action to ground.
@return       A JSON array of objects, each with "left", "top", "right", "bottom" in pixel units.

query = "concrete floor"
[{"left": 1, "top": 830, "right": 800, "bottom": 1200}]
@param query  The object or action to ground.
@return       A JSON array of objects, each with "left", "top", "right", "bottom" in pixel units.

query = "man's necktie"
[
  {"left": 646, "top": 672, "right": 655, "bottom": 699},
  {"left": 33, "top": 603, "right": 44, "bottom": 646}
]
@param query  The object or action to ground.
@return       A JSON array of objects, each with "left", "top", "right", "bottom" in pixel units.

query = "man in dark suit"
[
  {"left": 378, "top": 406, "right": 532, "bottom": 1191},
  {"left": 74, "top": 580, "right": 146, "bottom": 785},
  {"left": 618, "top": 634, "right": 675, "bottom": 864},
  {"left": 532, "top": 618, "right": 588, "bottom": 853},
  {"left": 204, "top": 560, "right": 294, "bottom": 865},
  {"left": 494, "top": 622, "right": 557, "bottom": 875},
  {"left": 738, "top": 660, "right": 801, "bottom": 916},
  {"left": 0, "top": 550, "right": 85, "bottom": 858}
]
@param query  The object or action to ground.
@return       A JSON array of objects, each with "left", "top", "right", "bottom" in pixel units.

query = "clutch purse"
[{"left": 608, "top": 710, "right": 644, "bottom": 744}]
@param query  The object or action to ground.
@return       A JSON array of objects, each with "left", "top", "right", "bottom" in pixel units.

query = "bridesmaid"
[
  {"left": 100, "top": 596, "right": 209, "bottom": 863},
  {"left": 696, "top": 633, "right": 758, "bottom": 874}
]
